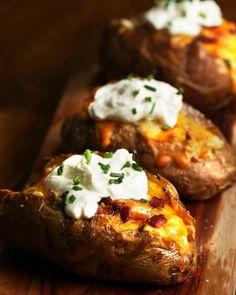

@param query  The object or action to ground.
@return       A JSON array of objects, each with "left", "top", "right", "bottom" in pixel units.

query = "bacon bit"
[
  {"left": 197, "top": 35, "right": 217, "bottom": 43},
  {"left": 148, "top": 214, "right": 167, "bottom": 228},
  {"left": 185, "top": 131, "right": 192, "bottom": 141},
  {"left": 97, "top": 197, "right": 115, "bottom": 215},
  {"left": 156, "top": 154, "right": 172, "bottom": 167},
  {"left": 149, "top": 197, "right": 165, "bottom": 209},
  {"left": 120, "top": 206, "right": 131, "bottom": 222},
  {"left": 99, "top": 197, "right": 114, "bottom": 206},
  {"left": 97, "top": 204, "right": 114, "bottom": 215}
]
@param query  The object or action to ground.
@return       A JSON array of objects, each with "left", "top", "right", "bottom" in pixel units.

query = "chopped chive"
[
  {"left": 146, "top": 74, "right": 154, "bottom": 81},
  {"left": 177, "top": 87, "right": 184, "bottom": 95},
  {"left": 166, "top": 21, "right": 172, "bottom": 28},
  {"left": 162, "top": 124, "right": 171, "bottom": 131},
  {"left": 68, "top": 195, "right": 76, "bottom": 204},
  {"left": 140, "top": 198, "right": 148, "bottom": 203},
  {"left": 149, "top": 102, "right": 156, "bottom": 114},
  {"left": 132, "top": 108, "right": 137, "bottom": 115},
  {"left": 132, "top": 90, "right": 140, "bottom": 97},
  {"left": 110, "top": 172, "right": 125, "bottom": 179},
  {"left": 144, "top": 85, "right": 156, "bottom": 92},
  {"left": 132, "top": 163, "right": 143, "bottom": 172},
  {"left": 61, "top": 191, "right": 69, "bottom": 204},
  {"left": 72, "top": 185, "right": 83, "bottom": 191},
  {"left": 118, "top": 88, "right": 125, "bottom": 95},
  {"left": 199, "top": 11, "right": 207, "bottom": 19},
  {"left": 144, "top": 96, "right": 152, "bottom": 102},
  {"left": 104, "top": 152, "right": 113, "bottom": 158},
  {"left": 180, "top": 9, "right": 186, "bottom": 17},
  {"left": 126, "top": 74, "right": 134, "bottom": 80},
  {"left": 98, "top": 162, "right": 110, "bottom": 174},
  {"left": 121, "top": 161, "right": 131, "bottom": 169},
  {"left": 57, "top": 164, "right": 64, "bottom": 176},
  {"left": 84, "top": 149, "right": 92, "bottom": 164},
  {"left": 73, "top": 175, "right": 81, "bottom": 185},
  {"left": 109, "top": 178, "right": 123, "bottom": 185}
]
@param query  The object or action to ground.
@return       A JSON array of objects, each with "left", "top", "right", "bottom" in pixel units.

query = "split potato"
[
  {"left": 0, "top": 154, "right": 197, "bottom": 285},
  {"left": 100, "top": 19, "right": 236, "bottom": 111},
  {"left": 62, "top": 93, "right": 236, "bottom": 201}
]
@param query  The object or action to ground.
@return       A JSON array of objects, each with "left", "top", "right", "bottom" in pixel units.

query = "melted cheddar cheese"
[
  {"left": 137, "top": 110, "right": 223, "bottom": 168},
  {"left": 110, "top": 176, "right": 194, "bottom": 255}
]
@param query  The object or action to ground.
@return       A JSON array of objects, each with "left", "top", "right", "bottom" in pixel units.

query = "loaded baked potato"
[
  {"left": 0, "top": 149, "right": 197, "bottom": 285},
  {"left": 100, "top": 0, "right": 236, "bottom": 111},
  {"left": 61, "top": 77, "right": 236, "bottom": 200}
]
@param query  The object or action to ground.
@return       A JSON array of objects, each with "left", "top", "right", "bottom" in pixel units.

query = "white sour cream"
[
  {"left": 45, "top": 149, "right": 148, "bottom": 219},
  {"left": 88, "top": 78, "right": 183, "bottom": 128},
  {"left": 144, "top": 0, "right": 223, "bottom": 36}
]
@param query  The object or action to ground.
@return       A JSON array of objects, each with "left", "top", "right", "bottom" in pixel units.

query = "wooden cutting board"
[{"left": 0, "top": 70, "right": 236, "bottom": 295}]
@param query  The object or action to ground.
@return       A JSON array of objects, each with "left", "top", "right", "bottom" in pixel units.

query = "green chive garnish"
[
  {"left": 121, "top": 161, "right": 131, "bottom": 169},
  {"left": 98, "top": 162, "right": 110, "bottom": 174},
  {"left": 73, "top": 175, "right": 81, "bottom": 185},
  {"left": 109, "top": 178, "right": 123, "bottom": 185},
  {"left": 132, "top": 90, "right": 140, "bottom": 97},
  {"left": 177, "top": 87, "right": 184, "bottom": 95},
  {"left": 146, "top": 74, "right": 154, "bottom": 81},
  {"left": 118, "top": 88, "right": 125, "bottom": 95},
  {"left": 132, "top": 163, "right": 143, "bottom": 172},
  {"left": 68, "top": 195, "right": 76, "bottom": 204},
  {"left": 84, "top": 149, "right": 92, "bottom": 164},
  {"left": 72, "top": 186, "right": 83, "bottom": 191},
  {"left": 109, "top": 172, "right": 125, "bottom": 185},
  {"left": 162, "top": 124, "right": 171, "bottom": 131},
  {"left": 144, "top": 97, "right": 152, "bottom": 102},
  {"left": 57, "top": 164, "right": 64, "bottom": 176},
  {"left": 199, "top": 11, "right": 207, "bottom": 19},
  {"left": 132, "top": 108, "right": 137, "bottom": 115},
  {"left": 104, "top": 152, "right": 113, "bottom": 158},
  {"left": 144, "top": 85, "right": 156, "bottom": 92},
  {"left": 126, "top": 74, "right": 134, "bottom": 80},
  {"left": 149, "top": 102, "right": 156, "bottom": 114},
  {"left": 140, "top": 199, "right": 148, "bottom": 203},
  {"left": 110, "top": 172, "right": 125, "bottom": 178},
  {"left": 61, "top": 191, "right": 69, "bottom": 204}
]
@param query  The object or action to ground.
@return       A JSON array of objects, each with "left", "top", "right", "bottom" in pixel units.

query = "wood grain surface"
[
  {"left": 0, "top": 70, "right": 236, "bottom": 295},
  {"left": 0, "top": 1, "right": 236, "bottom": 294}
]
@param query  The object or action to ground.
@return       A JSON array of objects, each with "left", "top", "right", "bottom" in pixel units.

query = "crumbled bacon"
[
  {"left": 149, "top": 197, "right": 165, "bottom": 209},
  {"left": 185, "top": 131, "right": 192, "bottom": 141},
  {"left": 97, "top": 197, "right": 115, "bottom": 215},
  {"left": 120, "top": 206, "right": 131, "bottom": 222},
  {"left": 148, "top": 214, "right": 167, "bottom": 228},
  {"left": 97, "top": 204, "right": 114, "bottom": 215},
  {"left": 197, "top": 35, "right": 217, "bottom": 43}
]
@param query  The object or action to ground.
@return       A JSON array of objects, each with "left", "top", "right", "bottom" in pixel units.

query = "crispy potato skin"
[
  {"left": 100, "top": 19, "right": 235, "bottom": 111},
  {"left": 62, "top": 104, "right": 236, "bottom": 201},
  {"left": 0, "top": 167, "right": 197, "bottom": 285}
]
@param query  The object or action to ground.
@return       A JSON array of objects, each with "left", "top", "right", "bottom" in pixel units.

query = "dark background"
[{"left": 0, "top": 0, "right": 235, "bottom": 188}]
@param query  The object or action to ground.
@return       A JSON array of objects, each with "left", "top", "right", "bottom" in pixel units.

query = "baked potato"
[
  {"left": 61, "top": 82, "right": 236, "bottom": 201},
  {"left": 99, "top": 3, "right": 236, "bottom": 111},
  {"left": 0, "top": 152, "right": 197, "bottom": 285}
]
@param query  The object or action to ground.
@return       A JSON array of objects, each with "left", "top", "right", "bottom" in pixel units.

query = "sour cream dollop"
[
  {"left": 144, "top": 0, "right": 223, "bottom": 36},
  {"left": 88, "top": 78, "right": 183, "bottom": 128},
  {"left": 45, "top": 149, "right": 148, "bottom": 219}
]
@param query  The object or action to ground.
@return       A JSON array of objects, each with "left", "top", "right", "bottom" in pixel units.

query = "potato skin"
[
  {"left": 0, "top": 172, "right": 197, "bottom": 285},
  {"left": 62, "top": 103, "right": 236, "bottom": 201},
  {"left": 100, "top": 19, "right": 235, "bottom": 111}
]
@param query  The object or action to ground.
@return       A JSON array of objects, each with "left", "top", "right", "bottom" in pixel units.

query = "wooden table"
[{"left": 0, "top": 1, "right": 236, "bottom": 294}]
